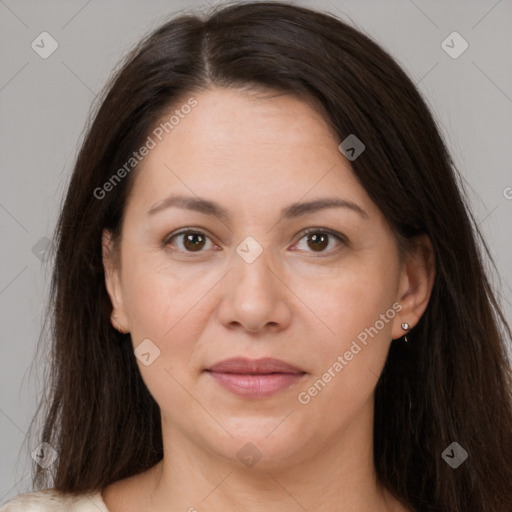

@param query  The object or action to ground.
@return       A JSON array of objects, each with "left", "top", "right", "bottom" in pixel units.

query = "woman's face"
[{"left": 104, "top": 87, "right": 429, "bottom": 469}]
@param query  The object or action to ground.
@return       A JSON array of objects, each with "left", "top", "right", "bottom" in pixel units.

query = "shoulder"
[{"left": 0, "top": 488, "right": 108, "bottom": 512}]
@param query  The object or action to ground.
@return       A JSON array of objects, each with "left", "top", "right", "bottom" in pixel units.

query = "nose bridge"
[
  {"left": 232, "top": 234, "right": 277, "bottom": 297},
  {"left": 216, "top": 233, "right": 290, "bottom": 332}
]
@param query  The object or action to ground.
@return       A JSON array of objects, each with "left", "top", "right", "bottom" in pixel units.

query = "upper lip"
[{"left": 207, "top": 357, "right": 305, "bottom": 374}]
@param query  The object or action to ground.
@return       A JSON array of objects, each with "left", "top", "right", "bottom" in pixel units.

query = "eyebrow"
[{"left": 147, "top": 194, "right": 369, "bottom": 221}]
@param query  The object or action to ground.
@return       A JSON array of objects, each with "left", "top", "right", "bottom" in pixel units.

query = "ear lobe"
[
  {"left": 392, "top": 234, "right": 435, "bottom": 340},
  {"left": 102, "top": 229, "right": 129, "bottom": 333}
]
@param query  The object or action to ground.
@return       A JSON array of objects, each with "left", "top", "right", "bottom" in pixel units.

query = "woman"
[{"left": 1, "top": 2, "right": 511, "bottom": 511}]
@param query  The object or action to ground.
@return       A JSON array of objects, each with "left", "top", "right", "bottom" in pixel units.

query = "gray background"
[{"left": 1, "top": 0, "right": 511, "bottom": 499}]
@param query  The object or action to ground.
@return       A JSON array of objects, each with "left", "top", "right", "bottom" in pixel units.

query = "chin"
[{"left": 207, "top": 417, "right": 311, "bottom": 469}]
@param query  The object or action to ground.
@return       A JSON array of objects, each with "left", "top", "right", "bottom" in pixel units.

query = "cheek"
[
  {"left": 292, "top": 254, "right": 399, "bottom": 412},
  {"left": 294, "top": 254, "right": 399, "bottom": 345},
  {"left": 117, "top": 257, "right": 194, "bottom": 391},
  {"left": 120, "top": 247, "right": 209, "bottom": 335},
  {"left": 119, "top": 254, "right": 212, "bottom": 412}
]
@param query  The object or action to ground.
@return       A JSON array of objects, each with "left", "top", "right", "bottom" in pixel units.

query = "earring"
[{"left": 401, "top": 323, "right": 410, "bottom": 343}]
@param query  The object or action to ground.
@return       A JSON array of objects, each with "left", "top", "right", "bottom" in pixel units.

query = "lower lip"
[{"left": 207, "top": 371, "right": 306, "bottom": 398}]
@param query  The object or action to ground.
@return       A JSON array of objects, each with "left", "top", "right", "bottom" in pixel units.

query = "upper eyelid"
[
  {"left": 300, "top": 227, "right": 347, "bottom": 243},
  {"left": 163, "top": 228, "right": 216, "bottom": 246}
]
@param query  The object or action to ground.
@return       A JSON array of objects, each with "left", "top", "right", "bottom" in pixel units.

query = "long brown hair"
[{"left": 26, "top": 2, "right": 512, "bottom": 510}]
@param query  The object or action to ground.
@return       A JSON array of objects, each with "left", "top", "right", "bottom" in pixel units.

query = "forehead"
[
  {"left": 179, "top": 86, "right": 337, "bottom": 143},
  {"left": 126, "top": 87, "right": 375, "bottom": 218}
]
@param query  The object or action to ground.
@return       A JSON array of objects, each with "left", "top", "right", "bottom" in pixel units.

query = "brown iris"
[
  {"left": 306, "top": 232, "right": 329, "bottom": 252},
  {"left": 183, "top": 232, "right": 206, "bottom": 251}
]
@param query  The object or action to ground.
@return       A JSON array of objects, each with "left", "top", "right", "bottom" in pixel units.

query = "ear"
[
  {"left": 392, "top": 234, "right": 435, "bottom": 340},
  {"left": 102, "top": 229, "right": 130, "bottom": 333}
]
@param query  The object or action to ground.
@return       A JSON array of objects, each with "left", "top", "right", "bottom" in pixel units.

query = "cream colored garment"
[{"left": 0, "top": 489, "right": 109, "bottom": 512}]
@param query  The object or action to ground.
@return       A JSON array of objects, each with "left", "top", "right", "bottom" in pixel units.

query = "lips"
[
  {"left": 205, "top": 357, "right": 306, "bottom": 398},
  {"left": 207, "top": 357, "right": 304, "bottom": 374}
]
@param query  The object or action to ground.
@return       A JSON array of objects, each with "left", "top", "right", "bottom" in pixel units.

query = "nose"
[{"left": 216, "top": 243, "right": 292, "bottom": 334}]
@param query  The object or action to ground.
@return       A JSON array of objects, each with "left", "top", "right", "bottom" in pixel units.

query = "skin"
[{"left": 101, "top": 87, "right": 435, "bottom": 512}]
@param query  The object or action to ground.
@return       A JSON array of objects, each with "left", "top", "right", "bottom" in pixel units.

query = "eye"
[
  {"left": 163, "top": 228, "right": 347, "bottom": 256},
  {"left": 163, "top": 230, "right": 216, "bottom": 253},
  {"left": 293, "top": 228, "right": 347, "bottom": 256}
]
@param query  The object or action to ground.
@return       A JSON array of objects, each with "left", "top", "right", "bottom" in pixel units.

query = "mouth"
[{"left": 205, "top": 357, "right": 307, "bottom": 398}]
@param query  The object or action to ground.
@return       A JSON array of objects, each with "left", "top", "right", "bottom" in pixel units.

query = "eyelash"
[{"left": 162, "top": 227, "right": 347, "bottom": 257}]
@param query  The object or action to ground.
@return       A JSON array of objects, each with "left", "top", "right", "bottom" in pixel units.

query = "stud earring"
[{"left": 401, "top": 323, "right": 410, "bottom": 343}]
